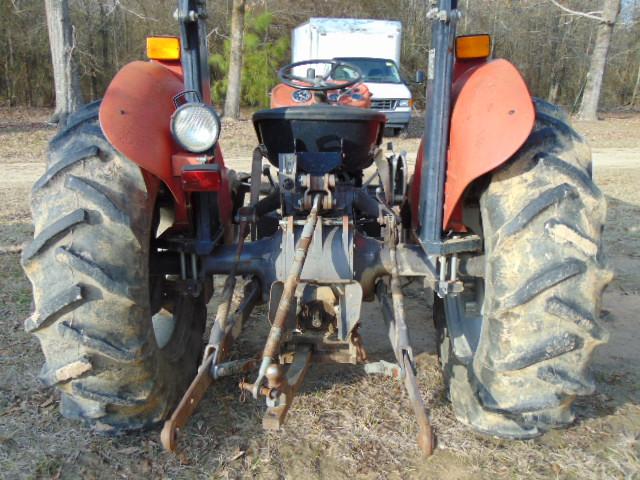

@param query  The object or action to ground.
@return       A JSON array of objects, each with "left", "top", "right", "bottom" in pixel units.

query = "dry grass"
[{"left": 0, "top": 109, "right": 639, "bottom": 479}]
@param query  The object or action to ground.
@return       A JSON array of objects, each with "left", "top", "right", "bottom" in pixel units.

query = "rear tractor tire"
[
  {"left": 436, "top": 99, "right": 613, "bottom": 438},
  {"left": 21, "top": 103, "right": 207, "bottom": 432}
]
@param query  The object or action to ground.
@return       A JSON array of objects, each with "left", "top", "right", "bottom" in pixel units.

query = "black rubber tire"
[
  {"left": 21, "top": 102, "right": 207, "bottom": 432},
  {"left": 435, "top": 99, "right": 613, "bottom": 438},
  {"left": 533, "top": 97, "right": 571, "bottom": 124}
]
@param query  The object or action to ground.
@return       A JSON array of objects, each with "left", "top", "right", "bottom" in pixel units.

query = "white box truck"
[{"left": 292, "top": 18, "right": 412, "bottom": 134}]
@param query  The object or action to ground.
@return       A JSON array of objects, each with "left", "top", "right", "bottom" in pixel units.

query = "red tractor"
[{"left": 22, "top": 0, "right": 611, "bottom": 455}]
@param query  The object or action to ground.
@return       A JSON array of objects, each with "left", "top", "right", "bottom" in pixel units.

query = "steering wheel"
[{"left": 278, "top": 59, "right": 362, "bottom": 92}]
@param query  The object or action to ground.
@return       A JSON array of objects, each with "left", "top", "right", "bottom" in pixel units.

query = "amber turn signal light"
[
  {"left": 146, "top": 36, "right": 181, "bottom": 61},
  {"left": 455, "top": 34, "right": 492, "bottom": 60}
]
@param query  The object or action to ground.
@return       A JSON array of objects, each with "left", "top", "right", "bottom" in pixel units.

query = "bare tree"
[
  {"left": 572, "top": 0, "right": 621, "bottom": 120},
  {"left": 2, "top": 1, "right": 638, "bottom": 112},
  {"left": 45, "top": 0, "right": 83, "bottom": 125},
  {"left": 224, "top": 0, "right": 246, "bottom": 119},
  {"left": 631, "top": 61, "right": 640, "bottom": 109}
]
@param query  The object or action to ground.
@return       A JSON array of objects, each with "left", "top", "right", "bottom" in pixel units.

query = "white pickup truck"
[{"left": 292, "top": 18, "right": 413, "bottom": 134}]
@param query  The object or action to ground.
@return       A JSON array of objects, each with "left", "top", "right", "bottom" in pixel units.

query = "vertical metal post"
[
  {"left": 177, "top": 0, "right": 211, "bottom": 103},
  {"left": 177, "top": 1, "right": 218, "bottom": 254},
  {"left": 418, "top": 0, "right": 459, "bottom": 251}
]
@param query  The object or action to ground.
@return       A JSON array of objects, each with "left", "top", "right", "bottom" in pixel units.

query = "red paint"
[
  {"left": 99, "top": 60, "right": 232, "bottom": 228},
  {"left": 453, "top": 58, "right": 487, "bottom": 83},
  {"left": 270, "top": 83, "right": 372, "bottom": 109},
  {"left": 410, "top": 59, "right": 535, "bottom": 231},
  {"left": 181, "top": 169, "right": 222, "bottom": 192},
  {"left": 151, "top": 59, "right": 184, "bottom": 78}
]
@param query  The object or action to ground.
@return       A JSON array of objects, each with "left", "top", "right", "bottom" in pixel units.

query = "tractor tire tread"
[
  {"left": 65, "top": 175, "right": 131, "bottom": 226},
  {"left": 533, "top": 97, "right": 571, "bottom": 124},
  {"left": 24, "top": 283, "right": 86, "bottom": 333},
  {"left": 54, "top": 246, "right": 135, "bottom": 302},
  {"left": 58, "top": 321, "right": 144, "bottom": 362},
  {"left": 442, "top": 100, "right": 612, "bottom": 437},
  {"left": 33, "top": 145, "right": 101, "bottom": 191},
  {"left": 22, "top": 101, "right": 206, "bottom": 431},
  {"left": 71, "top": 382, "right": 147, "bottom": 407},
  {"left": 38, "top": 356, "right": 93, "bottom": 387},
  {"left": 22, "top": 208, "right": 89, "bottom": 261},
  {"left": 499, "top": 258, "right": 586, "bottom": 310},
  {"left": 499, "top": 183, "right": 578, "bottom": 238},
  {"left": 545, "top": 296, "right": 603, "bottom": 337},
  {"left": 535, "top": 153, "right": 601, "bottom": 198}
]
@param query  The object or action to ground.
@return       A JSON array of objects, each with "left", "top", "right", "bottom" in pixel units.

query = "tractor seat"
[{"left": 252, "top": 105, "right": 386, "bottom": 173}]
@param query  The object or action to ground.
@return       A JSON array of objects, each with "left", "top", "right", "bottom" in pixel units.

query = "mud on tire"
[
  {"left": 436, "top": 99, "right": 613, "bottom": 438},
  {"left": 21, "top": 102, "right": 206, "bottom": 432}
]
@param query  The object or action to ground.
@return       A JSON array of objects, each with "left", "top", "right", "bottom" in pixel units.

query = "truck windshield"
[{"left": 333, "top": 58, "right": 403, "bottom": 84}]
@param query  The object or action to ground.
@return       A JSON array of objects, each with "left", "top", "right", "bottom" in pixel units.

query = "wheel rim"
[
  {"left": 152, "top": 308, "right": 176, "bottom": 349},
  {"left": 149, "top": 202, "right": 196, "bottom": 357}
]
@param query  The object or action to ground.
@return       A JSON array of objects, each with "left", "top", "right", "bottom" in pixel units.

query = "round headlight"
[{"left": 171, "top": 103, "right": 221, "bottom": 153}]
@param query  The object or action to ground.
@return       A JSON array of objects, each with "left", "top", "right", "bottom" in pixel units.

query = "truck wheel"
[
  {"left": 21, "top": 103, "right": 207, "bottom": 432},
  {"left": 435, "top": 101, "right": 612, "bottom": 438}
]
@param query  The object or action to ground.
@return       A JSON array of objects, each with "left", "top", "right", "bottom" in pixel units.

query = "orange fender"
[
  {"left": 99, "top": 61, "right": 231, "bottom": 228},
  {"left": 411, "top": 59, "right": 535, "bottom": 231}
]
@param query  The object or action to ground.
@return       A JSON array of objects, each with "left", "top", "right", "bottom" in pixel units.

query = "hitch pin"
[
  {"left": 238, "top": 380, "right": 275, "bottom": 400},
  {"left": 450, "top": 254, "right": 458, "bottom": 282},
  {"left": 438, "top": 255, "right": 447, "bottom": 283},
  {"left": 438, "top": 255, "right": 447, "bottom": 297}
]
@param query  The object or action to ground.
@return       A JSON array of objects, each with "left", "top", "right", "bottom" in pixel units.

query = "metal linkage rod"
[
  {"left": 161, "top": 213, "right": 256, "bottom": 453},
  {"left": 376, "top": 281, "right": 434, "bottom": 456},
  {"left": 249, "top": 147, "right": 263, "bottom": 240},
  {"left": 376, "top": 218, "right": 435, "bottom": 455},
  {"left": 249, "top": 194, "right": 323, "bottom": 396},
  {"left": 205, "top": 213, "right": 250, "bottom": 361}
]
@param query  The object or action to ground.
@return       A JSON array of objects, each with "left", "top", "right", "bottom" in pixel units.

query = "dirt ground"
[{"left": 0, "top": 107, "right": 639, "bottom": 479}]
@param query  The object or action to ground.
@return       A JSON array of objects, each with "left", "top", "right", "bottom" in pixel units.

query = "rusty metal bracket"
[
  {"left": 238, "top": 344, "right": 313, "bottom": 429},
  {"left": 160, "top": 330, "right": 257, "bottom": 452},
  {"left": 376, "top": 281, "right": 435, "bottom": 456},
  {"left": 401, "top": 352, "right": 434, "bottom": 455},
  {"left": 161, "top": 352, "right": 214, "bottom": 451}
]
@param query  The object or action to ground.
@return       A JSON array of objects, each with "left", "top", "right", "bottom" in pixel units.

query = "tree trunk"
[
  {"left": 548, "top": 82, "right": 560, "bottom": 104},
  {"left": 631, "top": 62, "right": 640, "bottom": 109},
  {"left": 577, "top": 0, "right": 621, "bottom": 121},
  {"left": 100, "top": 2, "right": 110, "bottom": 96},
  {"left": 224, "top": 0, "right": 246, "bottom": 119},
  {"left": 45, "top": 0, "right": 83, "bottom": 126}
]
